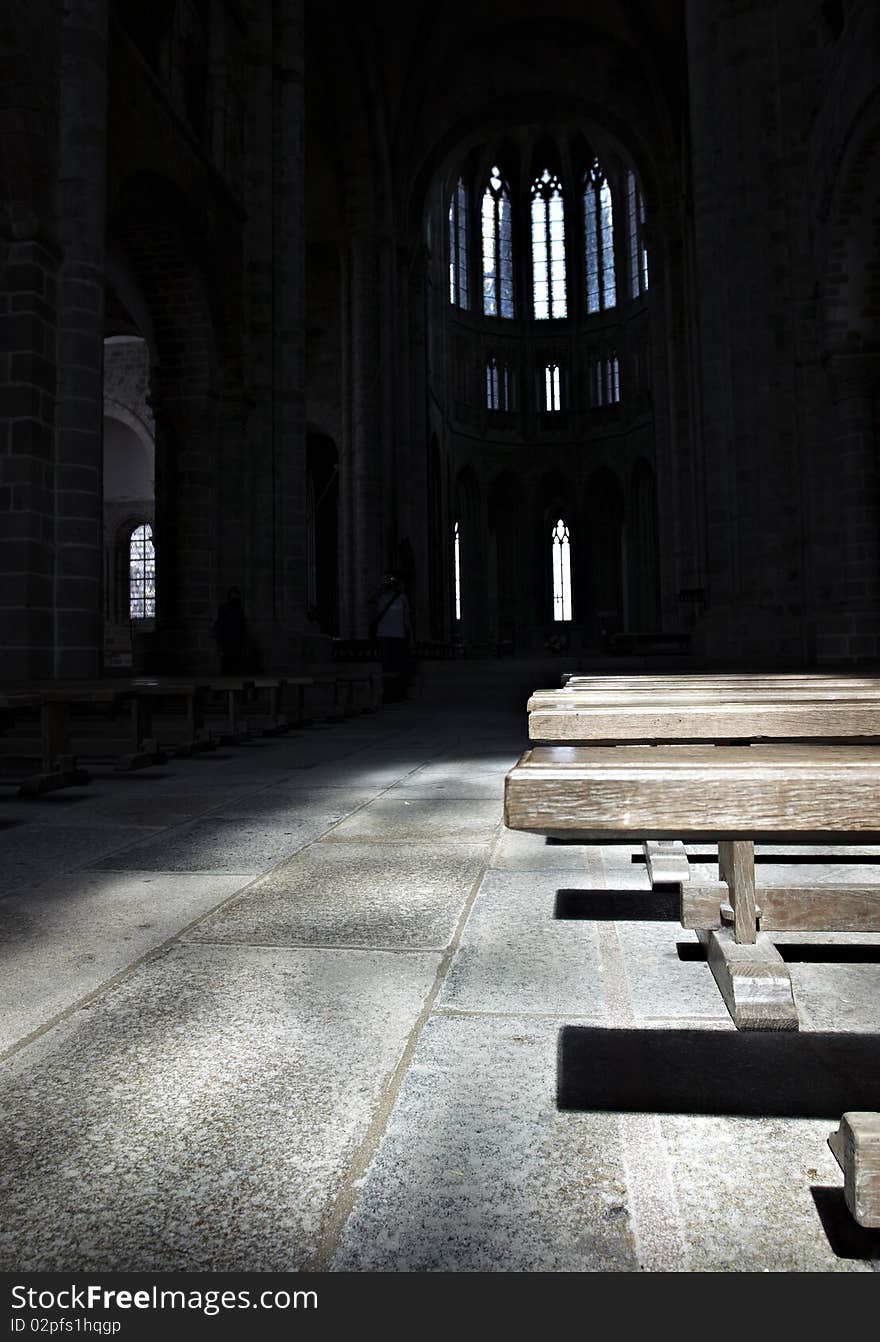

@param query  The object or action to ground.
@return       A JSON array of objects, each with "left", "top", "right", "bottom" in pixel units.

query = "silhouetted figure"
[
  {"left": 369, "top": 573, "right": 414, "bottom": 702},
  {"left": 212, "top": 586, "right": 247, "bottom": 674}
]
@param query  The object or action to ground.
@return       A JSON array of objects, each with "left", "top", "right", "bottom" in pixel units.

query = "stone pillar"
[
  {"left": 685, "top": 0, "right": 808, "bottom": 663},
  {"left": 243, "top": 0, "right": 307, "bottom": 668},
  {"left": 403, "top": 245, "right": 431, "bottom": 639},
  {"left": 814, "top": 351, "right": 880, "bottom": 661},
  {"left": 0, "top": 0, "right": 62, "bottom": 680},
  {"left": 346, "top": 234, "right": 385, "bottom": 635},
  {"left": 54, "top": 0, "right": 109, "bottom": 677}
]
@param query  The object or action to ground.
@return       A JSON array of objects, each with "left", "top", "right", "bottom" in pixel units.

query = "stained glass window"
[
  {"left": 591, "top": 353, "right": 620, "bottom": 406},
  {"left": 482, "top": 166, "right": 514, "bottom": 317},
  {"left": 531, "top": 169, "right": 567, "bottom": 319},
  {"left": 449, "top": 178, "right": 469, "bottom": 308},
  {"left": 544, "top": 362, "right": 562, "bottom": 411},
  {"left": 453, "top": 520, "right": 462, "bottom": 621},
  {"left": 129, "top": 523, "right": 155, "bottom": 619},
  {"left": 626, "top": 169, "right": 649, "bottom": 299},
  {"left": 585, "top": 159, "right": 616, "bottom": 313},
  {"left": 551, "top": 518, "right": 572, "bottom": 621},
  {"left": 487, "top": 356, "right": 512, "bottom": 410}
]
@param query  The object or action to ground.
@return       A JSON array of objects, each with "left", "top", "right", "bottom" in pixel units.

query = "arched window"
[
  {"left": 551, "top": 518, "right": 572, "bottom": 621},
  {"left": 453, "top": 520, "right": 462, "bottom": 621},
  {"left": 591, "top": 351, "right": 620, "bottom": 406},
  {"left": 129, "top": 523, "right": 155, "bottom": 619},
  {"left": 486, "top": 355, "right": 512, "bottom": 410},
  {"left": 626, "top": 169, "right": 649, "bottom": 299},
  {"left": 449, "top": 178, "right": 469, "bottom": 308},
  {"left": 584, "top": 159, "right": 616, "bottom": 313},
  {"left": 544, "top": 362, "right": 562, "bottom": 412},
  {"left": 486, "top": 356, "right": 499, "bottom": 410},
  {"left": 531, "top": 169, "right": 567, "bottom": 319},
  {"left": 482, "top": 166, "right": 514, "bottom": 317}
]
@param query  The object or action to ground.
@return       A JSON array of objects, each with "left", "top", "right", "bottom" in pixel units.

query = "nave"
[{"left": 1, "top": 685, "right": 878, "bottom": 1272}]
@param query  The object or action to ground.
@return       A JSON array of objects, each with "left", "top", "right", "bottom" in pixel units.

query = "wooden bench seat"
[
  {"left": 504, "top": 742, "right": 880, "bottom": 1031},
  {"left": 528, "top": 691, "right": 880, "bottom": 743},
  {"left": 529, "top": 679, "right": 880, "bottom": 882}
]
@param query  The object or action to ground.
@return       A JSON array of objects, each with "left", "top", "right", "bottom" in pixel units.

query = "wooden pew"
[
  {"left": 0, "top": 688, "right": 91, "bottom": 794},
  {"left": 505, "top": 741, "right": 880, "bottom": 1030},
  {"left": 529, "top": 677, "right": 880, "bottom": 883},
  {"left": 102, "top": 677, "right": 215, "bottom": 758}
]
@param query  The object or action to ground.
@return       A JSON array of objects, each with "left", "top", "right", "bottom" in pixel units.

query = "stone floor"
[{"left": 1, "top": 694, "right": 879, "bottom": 1273}]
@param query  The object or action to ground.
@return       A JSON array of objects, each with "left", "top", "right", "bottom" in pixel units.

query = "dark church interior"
[{"left": 1, "top": 0, "right": 880, "bottom": 1280}]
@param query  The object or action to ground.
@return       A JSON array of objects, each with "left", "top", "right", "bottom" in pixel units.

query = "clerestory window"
[
  {"left": 449, "top": 178, "right": 470, "bottom": 308},
  {"left": 531, "top": 169, "right": 567, "bottom": 319},
  {"left": 585, "top": 159, "right": 616, "bottom": 313},
  {"left": 626, "top": 169, "right": 649, "bottom": 299},
  {"left": 482, "top": 166, "right": 514, "bottom": 317}
]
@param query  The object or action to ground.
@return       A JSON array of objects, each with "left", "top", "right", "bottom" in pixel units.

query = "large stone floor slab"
[
  {"left": 438, "top": 870, "right": 608, "bottom": 1018},
  {"left": 0, "top": 871, "right": 249, "bottom": 1052},
  {"left": 0, "top": 823, "right": 148, "bottom": 894},
  {"left": 331, "top": 1014, "right": 636, "bottom": 1272},
  {"left": 0, "top": 943, "right": 440, "bottom": 1272},
  {"left": 661, "top": 1112, "right": 871, "bottom": 1271},
  {"left": 490, "top": 828, "right": 607, "bottom": 877},
  {"left": 188, "top": 842, "right": 488, "bottom": 950},
  {"left": 85, "top": 814, "right": 344, "bottom": 873},
  {"left": 324, "top": 798, "right": 502, "bottom": 844}
]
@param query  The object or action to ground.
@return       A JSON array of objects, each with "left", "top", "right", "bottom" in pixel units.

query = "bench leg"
[
  {"left": 695, "top": 838, "right": 797, "bottom": 1031},
  {"left": 718, "top": 839, "right": 756, "bottom": 944},
  {"left": 643, "top": 840, "right": 690, "bottom": 886},
  {"left": 828, "top": 1113, "right": 880, "bottom": 1228}
]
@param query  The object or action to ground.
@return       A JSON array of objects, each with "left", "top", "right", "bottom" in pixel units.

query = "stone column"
[
  {"left": 814, "top": 351, "right": 880, "bottom": 660},
  {"left": 0, "top": 0, "right": 62, "bottom": 680},
  {"left": 243, "top": 0, "right": 308, "bottom": 668},
  {"left": 54, "top": 0, "right": 109, "bottom": 678},
  {"left": 346, "top": 234, "right": 385, "bottom": 635},
  {"left": 685, "top": 0, "right": 807, "bottom": 663}
]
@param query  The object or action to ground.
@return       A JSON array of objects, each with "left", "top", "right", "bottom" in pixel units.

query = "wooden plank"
[
  {"left": 528, "top": 699, "right": 880, "bottom": 741},
  {"left": 560, "top": 674, "right": 880, "bottom": 690},
  {"left": 504, "top": 745, "right": 880, "bottom": 840},
  {"left": 828, "top": 1113, "right": 880, "bottom": 1228},
  {"left": 698, "top": 928, "right": 799, "bottom": 1031},
  {"left": 682, "top": 882, "right": 880, "bottom": 931}
]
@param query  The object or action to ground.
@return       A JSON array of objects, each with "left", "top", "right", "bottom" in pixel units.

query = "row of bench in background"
[
  {"left": 0, "top": 665, "right": 383, "bottom": 796},
  {"left": 504, "top": 669, "right": 880, "bottom": 1229}
]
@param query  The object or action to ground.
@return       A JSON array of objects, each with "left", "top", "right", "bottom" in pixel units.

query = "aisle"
[{"left": 0, "top": 698, "right": 876, "bottom": 1271}]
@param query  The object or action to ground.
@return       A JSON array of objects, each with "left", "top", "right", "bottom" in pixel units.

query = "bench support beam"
[{"left": 682, "top": 881, "right": 880, "bottom": 932}]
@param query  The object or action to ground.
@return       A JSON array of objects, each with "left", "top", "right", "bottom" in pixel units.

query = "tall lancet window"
[
  {"left": 626, "top": 168, "right": 649, "bottom": 299},
  {"left": 585, "top": 159, "right": 616, "bottom": 313},
  {"left": 129, "top": 523, "right": 156, "bottom": 619},
  {"left": 551, "top": 518, "right": 572, "bottom": 621},
  {"left": 531, "top": 169, "right": 567, "bottom": 319},
  {"left": 482, "top": 166, "right": 514, "bottom": 317},
  {"left": 449, "top": 178, "right": 469, "bottom": 308},
  {"left": 453, "top": 520, "right": 462, "bottom": 621}
]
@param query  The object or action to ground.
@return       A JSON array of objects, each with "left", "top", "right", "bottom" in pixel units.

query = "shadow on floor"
[
  {"left": 557, "top": 1027, "right": 880, "bottom": 1117},
  {"left": 676, "top": 942, "right": 880, "bottom": 964},
  {"left": 555, "top": 887, "right": 679, "bottom": 921},
  {"left": 810, "top": 1187, "right": 880, "bottom": 1262}
]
